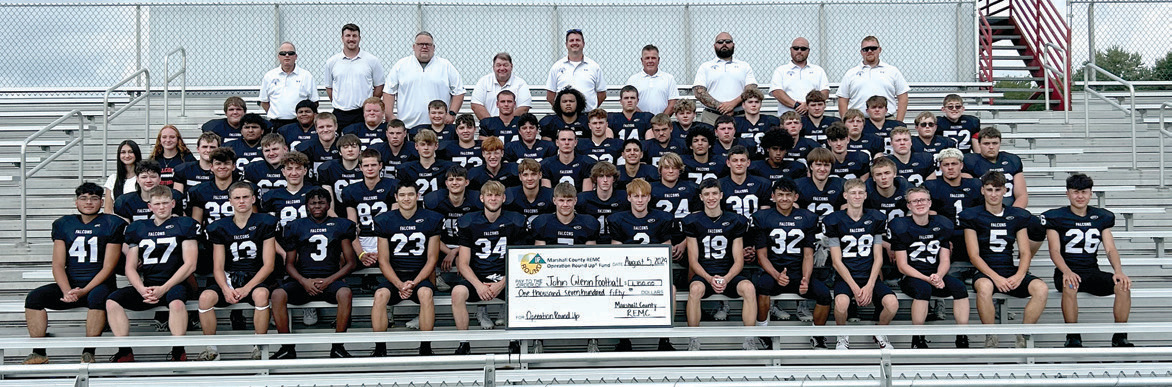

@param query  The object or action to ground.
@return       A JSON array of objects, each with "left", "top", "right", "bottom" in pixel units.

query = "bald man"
[
  {"left": 692, "top": 32, "right": 757, "bottom": 126},
  {"left": 769, "top": 37, "right": 829, "bottom": 116}
]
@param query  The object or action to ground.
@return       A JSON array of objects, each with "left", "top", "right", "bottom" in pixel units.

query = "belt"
[{"left": 704, "top": 108, "right": 745, "bottom": 116}]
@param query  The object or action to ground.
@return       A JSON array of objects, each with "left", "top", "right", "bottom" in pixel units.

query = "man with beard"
[
  {"left": 540, "top": 88, "right": 590, "bottom": 140},
  {"left": 692, "top": 32, "right": 757, "bottom": 125}
]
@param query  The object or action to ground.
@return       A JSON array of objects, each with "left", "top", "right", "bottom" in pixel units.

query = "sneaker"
[
  {"left": 847, "top": 304, "right": 860, "bottom": 323},
  {"left": 406, "top": 316, "right": 421, "bottom": 330},
  {"left": 250, "top": 345, "right": 263, "bottom": 360},
  {"left": 587, "top": 339, "right": 600, "bottom": 353},
  {"left": 169, "top": 348, "right": 187, "bottom": 362},
  {"left": 1064, "top": 335, "right": 1084, "bottom": 348},
  {"left": 152, "top": 319, "right": 169, "bottom": 332},
  {"left": 22, "top": 353, "right": 48, "bottom": 365},
  {"left": 302, "top": 308, "right": 319, "bottom": 326},
  {"left": 494, "top": 316, "right": 506, "bottom": 326},
  {"left": 533, "top": 339, "right": 544, "bottom": 354},
  {"left": 743, "top": 337, "right": 765, "bottom": 351},
  {"left": 111, "top": 350, "right": 135, "bottom": 363},
  {"left": 1112, "top": 337, "right": 1135, "bottom": 348},
  {"left": 330, "top": 346, "right": 352, "bottom": 358},
  {"left": 615, "top": 338, "right": 633, "bottom": 352},
  {"left": 931, "top": 300, "right": 947, "bottom": 321},
  {"left": 80, "top": 352, "right": 95, "bottom": 364},
  {"left": 796, "top": 302, "right": 814, "bottom": 322},
  {"left": 873, "top": 335, "right": 890, "bottom": 349},
  {"left": 657, "top": 338, "right": 675, "bottom": 351},
  {"left": 836, "top": 336, "right": 850, "bottom": 350},
  {"left": 272, "top": 345, "right": 297, "bottom": 359},
  {"left": 911, "top": 335, "right": 928, "bottom": 349},
  {"left": 687, "top": 337, "right": 701, "bottom": 351},
  {"left": 1015, "top": 334, "right": 1029, "bottom": 348},
  {"left": 956, "top": 335, "right": 970, "bottom": 348},
  {"left": 454, "top": 342, "right": 471, "bottom": 355},
  {"left": 371, "top": 344, "right": 387, "bottom": 358},
  {"left": 770, "top": 304, "right": 791, "bottom": 321},
  {"left": 508, "top": 341, "right": 521, "bottom": 354},
  {"left": 713, "top": 301, "right": 730, "bottom": 321},
  {"left": 757, "top": 336, "right": 773, "bottom": 350},
  {"left": 476, "top": 306, "right": 494, "bottom": 330},
  {"left": 811, "top": 336, "right": 827, "bottom": 349},
  {"left": 435, "top": 275, "right": 451, "bottom": 292},
  {"left": 984, "top": 335, "right": 999, "bottom": 348},
  {"left": 230, "top": 310, "right": 247, "bottom": 331},
  {"left": 197, "top": 347, "right": 220, "bottom": 361},
  {"left": 419, "top": 342, "right": 433, "bottom": 356}
]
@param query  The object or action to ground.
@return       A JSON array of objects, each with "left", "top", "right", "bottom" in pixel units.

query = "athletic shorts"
[
  {"left": 453, "top": 278, "right": 505, "bottom": 303},
  {"left": 107, "top": 283, "right": 191, "bottom": 311},
  {"left": 1054, "top": 268, "right": 1116, "bottom": 296},
  {"left": 833, "top": 277, "right": 895, "bottom": 301},
  {"left": 899, "top": 275, "right": 969, "bottom": 301},
  {"left": 974, "top": 272, "right": 1042, "bottom": 298},
  {"left": 378, "top": 278, "right": 436, "bottom": 305},
  {"left": 279, "top": 280, "right": 349, "bottom": 305},
  {"left": 25, "top": 281, "right": 116, "bottom": 311},
  {"left": 752, "top": 270, "right": 832, "bottom": 305},
  {"left": 690, "top": 274, "right": 748, "bottom": 299}
]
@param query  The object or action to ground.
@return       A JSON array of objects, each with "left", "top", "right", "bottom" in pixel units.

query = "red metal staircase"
[{"left": 979, "top": 0, "right": 1072, "bottom": 110}]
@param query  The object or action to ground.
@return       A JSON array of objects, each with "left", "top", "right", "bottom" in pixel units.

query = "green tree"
[
  {"left": 1073, "top": 46, "right": 1149, "bottom": 90},
  {"left": 1149, "top": 51, "right": 1172, "bottom": 87}
]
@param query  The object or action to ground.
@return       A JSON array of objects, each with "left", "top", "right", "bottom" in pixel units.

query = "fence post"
[
  {"left": 135, "top": 5, "right": 142, "bottom": 86},
  {"left": 818, "top": 1, "right": 827, "bottom": 70},
  {"left": 1087, "top": 0, "right": 1095, "bottom": 82},
  {"left": 273, "top": 4, "right": 281, "bottom": 66}
]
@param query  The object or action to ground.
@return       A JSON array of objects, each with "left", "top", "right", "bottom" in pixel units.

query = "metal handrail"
[
  {"left": 102, "top": 68, "right": 150, "bottom": 177},
  {"left": 1159, "top": 102, "right": 1172, "bottom": 188},
  {"left": 18, "top": 110, "right": 86, "bottom": 248},
  {"left": 1041, "top": 42, "right": 1069, "bottom": 124},
  {"left": 163, "top": 47, "right": 187, "bottom": 121},
  {"left": 1082, "top": 62, "right": 1137, "bottom": 169}
]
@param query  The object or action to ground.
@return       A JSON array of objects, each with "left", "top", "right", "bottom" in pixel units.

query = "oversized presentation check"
[{"left": 506, "top": 244, "right": 674, "bottom": 329}]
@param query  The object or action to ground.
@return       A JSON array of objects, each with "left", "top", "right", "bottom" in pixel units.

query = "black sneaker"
[
  {"left": 370, "top": 344, "right": 387, "bottom": 358},
  {"left": 657, "top": 338, "right": 675, "bottom": 351},
  {"left": 508, "top": 341, "right": 521, "bottom": 354},
  {"left": 1112, "top": 338, "right": 1135, "bottom": 347},
  {"left": 419, "top": 342, "right": 433, "bottom": 356},
  {"left": 272, "top": 345, "right": 297, "bottom": 359},
  {"left": 1064, "top": 334, "right": 1084, "bottom": 348},
  {"left": 758, "top": 336, "right": 773, "bottom": 350},
  {"left": 454, "top": 342, "right": 472, "bottom": 355},
  {"left": 230, "top": 310, "right": 246, "bottom": 331},
  {"left": 955, "top": 335, "right": 970, "bottom": 348},
  {"left": 811, "top": 336, "right": 827, "bottom": 349},
  {"left": 329, "top": 346, "right": 352, "bottom": 358},
  {"left": 169, "top": 348, "right": 187, "bottom": 361},
  {"left": 110, "top": 349, "right": 134, "bottom": 363},
  {"left": 615, "top": 338, "right": 633, "bottom": 352},
  {"left": 911, "top": 335, "right": 929, "bottom": 349}
]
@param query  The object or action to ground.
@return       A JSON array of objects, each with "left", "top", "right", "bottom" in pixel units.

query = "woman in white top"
[{"left": 103, "top": 140, "right": 141, "bottom": 214}]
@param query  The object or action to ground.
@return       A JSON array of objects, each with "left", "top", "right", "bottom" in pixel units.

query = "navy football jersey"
[
  {"left": 617, "top": 164, "right": 660, "bottom": 192},
  {"left": 864, "top": 177, "right": 911, "bottom": 222},
  {"left": 408, "top": 124, "right": 456, "bottom": 142},
  {"left": 671, "top": 122, "right": 711, "bottom": 142},
  {"left": 124, "top": 216, "right": 199, "bottom": 285},
  {"left": 923, "top": 178, "right": 982, "bottom": 227},
  {"left": 187, "top": 180, "right": 238, "bottom": 224},
  {"left": 202, "top": 119, "right": 242, "bottom": 144},
  {"left": 295, "top": 139, "right": 340, "bottom": 180},
  {"left": 504, "top": 186, "right": 555, "bottom": 226},
  {"left": 114, "top": 188, "right": 185, "bottom": 222},
  {"left": 651, "top": 180, "right": 699, "bottom": 220},
  {"left": 682, "top": 154, "right": 728, "bottom": 184},
  {"left": 530, "top": 213, "right": 601, "bottom": 245},
  {"left": 503, "top": 140, "right": 556, "bottom": 163},
  {"left": 340, "top": 178, "right": 399, "bottom": 235},
  {"left": 282, "top": 216, "right": 357, "bottom": 277},
  {"left": 963, "top": 152, "right": 1024, "bottom": 207},
  {"left": 423, "top": 189, "right": 484, "bottom": 246},
  {"left": 607, "top": 209, "right": 678, "bottom": 245},
  {"left": 227, "top": 139, "right": 264, "bottom": 170},
  {"left": 937, "top": 114, "right": 980, "bottom": 152},
  {"left": 456, "top": 210, "right": 529, "bottom": 279},
  {"left": 1041, "top": 206, "right": 1116, "bottom": 272},
  {"left": 886, "top": 153, "right": 936, "bottom": 186},
  {"left": 641, "top": 138, "right": 687, "bottom": 166},
  {"left": 277, "top": 123, "right": 316, "bottom": 150},
  {"left": 750, "top": 207, "right": 820, "bottom": 272},
  {"left": 719, "top": 175, "right": 772, "bottom": 219},
  {"left": 911, "top": 135, "right": 957, "bottom": 156},
  {"left": 479, "top": 116, "right": 521, "bottom": 144},
  {"left": 438, "top": 140, "right": 484, "bottom": 169},
  {"left": 577, "top": 190, "right": 631, "bottom": 244},
  {"left": 468, "top": 163, "right": 520, "bottom": 192},
  {"left": 829, "top": 152, "right": 870, "bottom": 181},
  {"left": 373, "top": 208, "right": 446, "bottom": 275},
  {"left": 153, "top": 153, "right": 196, "bottom": 187},
  {"left": 733, "top": 114, "right": 780, "bottom": 151},
  {"left": 845, "top": 133, "right": 885, "bottom": 159},
  {"left": 341, "top": 122, "right": 387, "bottom": 147},
  {"left": 714, "top": 138, "right": 759, "bottom": 160},
  {"left": 801, "top": 116, "right": 840, "bottom": 143},
  {"left": 794, "top": 177, "right": 846, "bottom": 220},
  {"left": 539, "top": 114, "right": 590, "bottom": 139},
  {"left": 750, "top": 159, "right": 807, "bottom": 182},
  {"left": 368, "top": 141, "right": 418, "bottom": 179},
  {"left": 206, "top": 213, "right": 279, "bottom": 274},
  {"left": 682, "top": 211, "right": 750, "bottom": 275},
  {"left": 608, "top": 111, "right": 654, "bottom": 141},
  {"left": 52, "top": 214, "right": 127, "bottom": 283},
  {"left": 822, "top": 209, "right": 887, "bottom": 278},
  {"left": 576, "top": 138, "right": 623, "bottom": 165},
  {"left": 172, "top": 161, "right": 213, "bottom": 190},
  {"left": 396, "top": 159, "right": 454, "bottom": 199},
  {"left": 786, "top": 137, "right": 822, "bottom": 165},
  {"left": 863, "top": 119, "right": 904, "bottom": 154},
  {"left": 541, "top": 155, "right": 596, "bottom": 188},
  {"left": 243, "top": 160, "right": 287, "bottom": 198},
  {"left": 260, "top": 185, "right": 316, "bottom": 227},
  {"left": 888, "top": 215, "right": 954, "bottom": 275},
  {"left": 958, "top": 205, "right": 1031, "bottom": 275},
  {"left": 316, "top": 160, "right": 362, "bottom": 203}
]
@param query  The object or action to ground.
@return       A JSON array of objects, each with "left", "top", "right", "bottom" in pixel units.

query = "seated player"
[
  {"left": 468, "top": 136, "right": 519, "bottom": 191},
  {"left": 113, "top": 160, "right": 185, "bottom": 222},
  {"left": 795, "top": 147, "right": 847, "bottom": 220},
  {"left": 683, "top": 178, "right": 758, "bottom": 351},
  {"left": 342, "top": 149, "right": 399, "bottom": 272},
  {"left": 271, "top": 188, "right": 357, "bottom": 359},
  {"left": 202, "top": 96, "right": 248, "bottom": 144},
  {"left": 342, "top": 97, "right": 388, "bottom": 147},
  {"left": 189, "top": 147, "right": 243, "bottom": 227},
  {"left": 261, "top": 151, "right": 316, "bottom": 229},
  {"left": 885, "top": 127, "right": 936, "bottom": 186},
  {"left": 780, "top": 112, "right": 821, "bottom": 165},
  {"left": 862, "top": 96, "right": 904, "bottom": 154},
  {"left": 923, "top": 148, "right": 983, "bottom": 280},
  {"left": 750, "top": 177, "right": 831, "bottom": 349},
  {"left": 682, "top": 125, "right": 726, "bottom": 184},
  {"left": 503, "top": 113, "right": 556, "bottom": 163},
  {"left": 439, "top": 114, "right": 484, "bottom": 168},
  {"left": 173, "top": 132, "right": 223, "bottom": 193},
  {"left": 609, "top": 178, "right": 682, "bottom": 351},
  {"left": 891, "top": 187, "right": 971, "bottom": 349},
  {"left": 713, "top": 115, "right": 756, "bottom": 159},
  {"left": 106, "top": 185, "right": 198, "bottom": 362},
  {"left": 369, "top": 119, "right": 418, "bottom": 178},
  {"left": 397, "top": 129, "right": 454, "bottom": 199},
  {"left": 577, "top": 161, "right": 630, "bottom": 245},
  {"left": 962, "top": 171, "right": 1046, "bottom": 348},
  {"left": 937, "top": 94, "right": 981, "bottom": 154},
  {"left": 452, "top": 181, "right": 529, "bottom": 354},
  {"left": 800, "top": 90, "right": 839, "bottom": 143},
  {"left": 479, "top": 90, "right": 522, "bottom": 144},
  {"left": 1042, "top": 174, "right": 1133, "bottom": 348},
  {"left": 824, "top": 122, "right": 870, "bottom": 181},
  {"left": 642, "top": 113, "right": 687, "bottom": 166},
  {"left": 532, "top": 182, "right": 604, "bottom": 351},
  {"left": 910, "top": 112, "right": 956, "bottom": 157},
  {"left": 540, "top": 87, "right": 589, "bottom": 140},
  {"left": 825, "top": 179, "right": 896, "bottom": 350},
  {"left": 197, "top": 182, "right": 278, "bottom": 361},
  {"left": 227, "top": 113, "right": 268, "bottom": 170},
  {"left": 841, "top": 109, "right": 884, "bottom": 159},
  {"left": 409, "top": 100, "right": 455, "bottom": 141},
  {"left": 733, "top": 88, "right": 779, "bottom": 152},
  {"left": 964, "top": 127, "right": 1027, "bottom": 208},
  {"left": 318, "top": 134, "right": 364, "bottom": 209},
  {"left": 276, "top": 99, "right": 318, "bottom": 150},
  {"left": 580, "top": 108, "right": 623, "bottom": 164},
  {"left": 752, "top": 128, "right": 806, "bottom": 181},
  {"left": 504, "top": 158, "right": 555, "bottom": 226},
  {"left": 372, "top": 183, "right": 445, "bottom": 356},
  {"left": 23, "top": 183, "right": 127, "bottom": 364},
  {"left": 608, "top": 85, "right": 653, "bottom": 141},
  {"left": 243, "top": 134, "right": 290, "bottom": 197},
  {"left": 671, "top": 99, "right": 711, "bottom": 141},
  {"left": 719, "top": 145, "right": 771, "bottom": 219},
  {"left": 423, "top": 166, "right": 483, "bottom": 295},
  {"left": 541, "top": 127, "right": 596, "bottom": 190},
  {"left": 295, "top": 112, "right": 341, "bottom": 181},
  {"left": 617, "top": 139, "right": 659, "bottom": 192},
  {"left": 864, "top": 157, "right": 910, "bottom": 223}
]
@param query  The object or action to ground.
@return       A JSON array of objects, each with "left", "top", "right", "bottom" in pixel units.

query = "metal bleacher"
[{"left": 0, "top": 83, "right": 1171, "bottom": 385}]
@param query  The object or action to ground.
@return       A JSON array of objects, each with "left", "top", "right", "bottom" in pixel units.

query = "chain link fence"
[
  {"left": 1069, "top": 0, "right": 1172, "bottom": 74},
  {"left": 1, "top": 0, "right": 977, "bottom": 90}
]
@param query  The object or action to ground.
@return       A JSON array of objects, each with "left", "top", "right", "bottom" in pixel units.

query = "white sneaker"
[
  {"left": 743, "top": 337, "right": 764, "bottom": 351},
  {"left": 932, "top": 300, "right": 947, "bottom": 320},
  {"left": 713, "top": 301, "right": 730, "bottom": 321},
  {"left": 587, "top": 339, "right": 600, "bottom": 353},
  {"left": 687, "top": 337, "right": 701, "bottom": 351},
  {"left": 406, "top": 316, "right": 420, "bottom": 330},
  {"left": 153, "top": 320, "right": 169, "bottom": 332},
  {"left": 1016, "top": 334, "right": 1029, "bottom": 348},
  {"left": 495, "top": 316, "right": 506, "bottom": 326},
  {"left": 302, "top": 308, "right": 319, "bottom": 326},
  {"left": 250, "top": 345, "right": 262, "bottom": 360},
  {"left": 197, "top": 347, "right": 220, "bottom": 361},
  {"left": 533, "top": 339, "right": 544, "bottom": 354},
  {"left": 873, "top": 335, "right": 890, "bottom": 349},
  {"left": 435, "top": 275, "right": 452, "bottom": 292},
  {"left": 770, "top": 304, "right": 791, "bottom": 321},
  {"left": 476, "top": 306, "right": 494, "bottom": 330},
  {"left": 985, "top": 335, "right": 999, "bottom": 348},
  {"left": 836, "top": 336, "right": 850, "bottom": 350},
  {"left": 796, "top": 302, "right": 813, "bottom": 322}
]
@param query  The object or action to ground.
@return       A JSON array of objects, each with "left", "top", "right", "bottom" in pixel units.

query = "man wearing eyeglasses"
[
  {"left": 770, "top": 37, "right": 829, "bottom": 116},
  {"left": 835, "top": 36, "right": 910, "bottom": 122},
  {"left": 546, "top": 29, "right": 607, "bottom": 111},
  {"left": 324, "top": 24, "right": 386, "bottom": 130},
  {"left": 384, "top": 32, "right": 465, "bottom": 130},
  {"left": 261, "top": 42, "right": 318, "bottom": 130},
  {"left": 693, "top": 32, "right": 757, "bottom": 126}
]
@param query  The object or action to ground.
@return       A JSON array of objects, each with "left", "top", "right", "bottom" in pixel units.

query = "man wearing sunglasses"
[
  {"left": 693, "top": 32, "right": 757, "bottom": 126},
  {"left": 770, "top": 37, "right": 829, "bottom": 116},
  {"left": 546, "top": 29, "right": 607, "bottom": 111},
  {"left": 835, "top": 36, "right": 910, "bottom": 122},
  {"left": 261, "top": 42, "right": 318, "bottom": 130}
]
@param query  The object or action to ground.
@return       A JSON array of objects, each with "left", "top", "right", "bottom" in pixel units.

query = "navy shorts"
[
  {"left": 752, "top": 271, "right": 832, "bottom": 305},
  {"left": 899, "top": 275, "right": 969, "bottom": 301},
  {"left": 690, "top": 274, "right": 748, "bottom": 299},
  {"left": 1054, "top": 268, "right": 1116, "bottom": 296},
  {"left": 454, "top": 279, "right": 505, "bottom": 303},
  {"left": 204, "top": 282, "right": 272, "bottom": 307},
  {"left": 833, "top": 277, "right": 895, "bottom": 301},
  {"left": 974, "top": 272, "right": 1042, "bottom": 298},
  {"left": 25, "top": 281, "right": 116, "bottom": 311},
  {"left": 379, "top": 278, "right": 437, "bottom": 305},
  {"left": 107, "top": 283, "right": 191, "bottom": 311},
  {"left": 279, "top": 280, "right": 349, "bottom": 305}
]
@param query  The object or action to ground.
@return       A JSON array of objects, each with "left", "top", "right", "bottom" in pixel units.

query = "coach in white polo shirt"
[
  {"left": 384, "top": 31, "right": 465, "bottom": 128},
  {"left": 323, "top": 23, "right": 385, "bottom": 129},
  {"left": 470, "top": 52, "right": 532, "bottom": 120},
  {"left": 769, "top": 37, "right": 829, "bottom": 116},
  {"left": 260, "top": 42, "right": 318, "bottom": 129},
  {"left": 692, "top": 32, "right": 757, "bottom": 126},
  {"left": 835, "top": 35, "right": 910, "bottom": 121},
  {"left": 624, "top": 44, "right": 679, "bottom": 115},
  {"left": 545, "top": 29, "right": 606, "bottom": 111}
]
